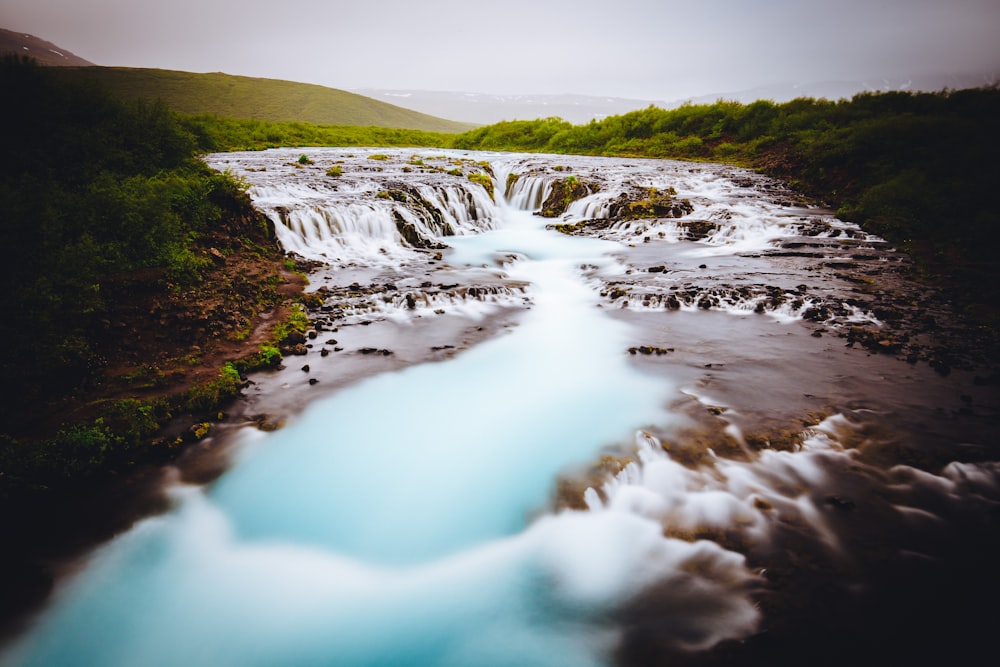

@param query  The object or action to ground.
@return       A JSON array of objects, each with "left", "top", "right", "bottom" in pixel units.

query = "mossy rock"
[
  {"left": 538, "top": 176, "right": 597, "bottom": 218},
  {"left": 608, "top": 186, "right": 694, "bottom": 220}
]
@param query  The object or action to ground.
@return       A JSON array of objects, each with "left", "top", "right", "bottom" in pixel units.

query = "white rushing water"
[
  {"left": 5, "top": 149, "right": 998, "bottom": 667},
  {"left": 2, "top": 151, "right": 761, "bottom": 667}
]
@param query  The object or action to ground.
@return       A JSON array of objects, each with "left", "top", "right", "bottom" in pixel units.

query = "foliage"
[
  {"left": 0, "top": 57, "right": 298, "bottom": 496},
  {"left": 180, "top": 114, "right": 456, "bottom": 152},
  {"left": 0, "top": 57, "right": 257, "bottom": 406},
  {"left": 183, "top": 363, "right": 244, "bottom": 413}
]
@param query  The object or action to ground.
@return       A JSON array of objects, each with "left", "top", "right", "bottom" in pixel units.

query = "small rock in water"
[
  {"left": 308, "top": 378, "right": 319, "bottom": 385},
  {"left": 301, "top": 364, "right": 310, "bottom": 372}
]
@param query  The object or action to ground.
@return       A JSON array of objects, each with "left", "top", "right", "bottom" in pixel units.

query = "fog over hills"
[
  {"left": 4, "top": 27, "right": 995, "bottom": 128},
  {"left": 356, "top": 72, "right": 998, "bottom": 125}
]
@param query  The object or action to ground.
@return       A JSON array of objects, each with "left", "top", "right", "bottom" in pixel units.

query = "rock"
[
  {"left": 825, "top": 495, "right": 855, "bottom": 511},
  {"left": 677, "top": 220, "right": 719, "bottom": 240},
  {"left": 607, "top": 186, "right": 694, "bottom": 220},
  {"left": 283, "top": 331, "right": 307, "bottom": 345},
  {"left": 301, "top": 364, "right": 310, "bottom": 372},
  {"left": 538, "top": 177, "right": 596, "bottom": 218},
  {"left": 627, "top": 345, "right": 673, "bottom": 356}
]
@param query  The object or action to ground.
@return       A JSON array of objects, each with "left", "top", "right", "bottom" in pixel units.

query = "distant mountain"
[
  {"left": 357, "top": 72, "right": 999, "bottom": 125},
  {"left": 0, "top": 28, "right": 95, "bottom": 66},
  {"left": 50, "top": 67, "right": 475, "bottom": 133},
  {"left": 351, "top": 90, "right": 657, "bottom": 125}
]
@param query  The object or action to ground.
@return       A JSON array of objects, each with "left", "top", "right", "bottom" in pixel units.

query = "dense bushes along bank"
[
  {"left": 453, "top": 90, "right": 1000, "bottom": 331},
  {"left": 0, "top": 56, "right": 312, "bottom": 500}
]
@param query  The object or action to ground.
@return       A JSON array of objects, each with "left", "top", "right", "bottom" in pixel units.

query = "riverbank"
[
  {"left": 0, "top": 191, "right": 311, "bottom": 638},
  {"left": 5, "top": 148, "right": 998, "bottom": 667}
]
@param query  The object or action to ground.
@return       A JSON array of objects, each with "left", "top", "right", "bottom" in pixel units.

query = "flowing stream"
[{"left": 3, "top": 149, "right": 998, "bottom": 666}]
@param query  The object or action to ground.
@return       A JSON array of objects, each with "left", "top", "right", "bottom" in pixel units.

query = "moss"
[
  {"left": 468, "top": 172, "right": 494, "bottom": 200},
  {"left": 609, "top": 187, "right": 694, "bottom": 220},
  {"left": 538, "top": 176, "right": 595, "bottom": 218},
  {"left": 505, "top": 172, "right": 520, "bottom": 196}
]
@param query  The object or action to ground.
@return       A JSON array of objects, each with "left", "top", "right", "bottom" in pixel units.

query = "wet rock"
[
  {"left": 824, "top": 495, "right": 855, "bottom": 511},
  {"left": 538, "top": 177, "right": 597, "bottom": 218},
  {"left": 301, "top": 364, "right": 310, "bottom": 372},
  {"left": 278, "top": 342, "right": 309, "bottom": 356},
  {"left": 677, "top": 220, "right": 720, "bottom": 241},
  {"left": 627, "top": 346, "right": 674, "bottom": 356},
  {"left": 359, "top": 348, "right": 394, "bottom": 356},
  {"left": 283, "top": 331, "right": 307, "bottom": 345},
  {"left": 606, "top": 186, "right": 694, "bottom": 220},
  {"left": 395, "top": 214, "right": 448, "bottom": 250}
]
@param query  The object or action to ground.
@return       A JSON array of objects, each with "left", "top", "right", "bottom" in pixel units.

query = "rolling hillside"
[{"left": 50, "top": 66, "right": 475, "bottom": 132}]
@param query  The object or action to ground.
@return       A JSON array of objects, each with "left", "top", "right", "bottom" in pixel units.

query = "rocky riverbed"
[{"left": 4, "top": 148, "right": 997, "bottom": 667}]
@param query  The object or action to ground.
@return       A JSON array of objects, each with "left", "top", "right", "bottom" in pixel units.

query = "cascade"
[{"left": 4, "top": 149, "right": 998, "bottom": 667}]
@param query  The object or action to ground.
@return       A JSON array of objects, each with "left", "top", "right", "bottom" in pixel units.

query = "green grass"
[
  {"left": 50, "top": 66, "right": 476, "bottom": 133},
  {"left": 181, "top": 114, "right": 457, "bottom": 152}
]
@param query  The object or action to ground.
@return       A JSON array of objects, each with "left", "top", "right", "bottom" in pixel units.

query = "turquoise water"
[{"left": 3, "top": 195, "right": 679, "bottom": 667}]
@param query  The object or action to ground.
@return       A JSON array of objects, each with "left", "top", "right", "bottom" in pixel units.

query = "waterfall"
[{"left": 5, "top": 149, "right": 998, "bottom": 667}]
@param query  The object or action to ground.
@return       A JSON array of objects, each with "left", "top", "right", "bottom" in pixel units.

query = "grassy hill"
[{"left": 50, "top": 66, "right": 475, "bottom": 133}]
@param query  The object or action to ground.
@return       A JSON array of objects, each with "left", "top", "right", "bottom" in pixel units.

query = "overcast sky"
[{"left": 3, "top": 0, "right": 999, "bottom": 100}]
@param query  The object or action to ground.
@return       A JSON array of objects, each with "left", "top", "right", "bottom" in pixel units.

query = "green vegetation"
[
  {"left": 49, "top": 66, "right": 475, "bottom": 133},
  {"left": 2, "top": 57, "right": 230, "bottom": 395},
  {"left": 468, "top": 172, "right": 495, "bottom": 200},
  {"left": 455, "top": 91, "right": 1000, "bottom": 323},
  {"left": 179, "top": 115, "right": 456, "bottom": 152},
  {"left": 0, "top": 57, "right": 307, "bottom": 497}
]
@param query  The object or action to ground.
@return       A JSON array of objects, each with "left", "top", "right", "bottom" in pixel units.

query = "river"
[{"left": 3, "top": 149, "right": 998, "bottom": 666}]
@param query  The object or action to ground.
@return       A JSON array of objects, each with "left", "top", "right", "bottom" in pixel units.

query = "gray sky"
[{"left": 3, "top": 0, "right": 999, "bottom": 100}]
